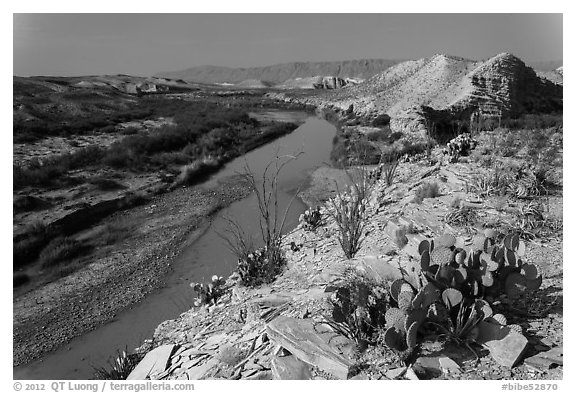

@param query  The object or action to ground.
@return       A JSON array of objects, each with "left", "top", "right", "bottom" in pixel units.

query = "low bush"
[
  {"left": 413, "top": 182, "right": 440, "bottom": 204},
  {"left": 372, "top": 114, "right": 391, "bottom": 127},
  {"left": 175, "top": 157, "right": 221, "bottom": 185},
  {"left": 38, "top": 237, "right": 90, "bottom": 268},
  {"left": 221, "top": 155, "right": 301, "bottom": 287},
  {"left": 94, "top": 349, "right": 144, "bottom": 380},
  {"left": 324, "top": 274, "right": 389, "bottom": 350},
  {"left": 327, "top": 168, "right": 374, "bottom": 258}
]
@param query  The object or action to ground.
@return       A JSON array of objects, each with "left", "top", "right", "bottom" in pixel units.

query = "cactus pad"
[
  {"left": 384, "top": 327, "right": 406, "bottom": 351},
  {"left": 455, "top": 250, "right": 467, "bottom": 265},
  {"left": 390, "top": 279, "right": 405, "bottom": 302},
  {"left": 491, "top": 313, "right": 507, "bottom": 325},
  {"left": 505, "top": 272, "right": 528, "bottom": 299},
  {"left": 505, "top": 248, "right": 519, "bottom": 267},
  {"left": 475, "top": 299, "right": 493, "bottom": 319},
  {"left": 517, "top": 240, "right": 526, "bottom": 257},
  {"left": 526, "top": 275, "right": 543, "bottom": 291},
  {"left": 472, "top": 235, "right": 487, "bottom": 251},
  {"left": 454, "top": 267, "right": 468, "bottom": 285},
  {"left": 481, "top": 252, "right": 500, "bottom": 272},
  {"left": 385, "top": 307, "right": 406, "bottom": 330},
  {"left": 406, "top": 321, "right": 419, "bottom": 348},
  {"left": 442, "top": 288, "right": 463, "bottom": 308},
  {"left": 404, "top": 309, "right": 426, "bottom": 332},
  {"left": 521, "top": 263, "right": 541, "bottom": 280},
  {"left": 481, "top": 271, "right": 494, "bottom": 287},
  {"left": 398, "top": 291, "right": 415, "bottom": 312},
  {"left": 431, "top": 246, "right": 454, "bottom": 265},
  {"left": 436, "top": 233, "right": 456, "bottom": 248},
  {"left": 418, "top": 240, "right": 431, "bottom": 255},
  {"left": 420, "top": 250, "right": 431, "bottom": 271},
  {"left": 484, "top": 228, "right": 498, "bottom": 239}
]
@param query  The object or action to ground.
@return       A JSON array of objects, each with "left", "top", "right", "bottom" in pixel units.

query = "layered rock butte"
[{"left": 267, "top": 53, "right": 563, "bottom": 135}]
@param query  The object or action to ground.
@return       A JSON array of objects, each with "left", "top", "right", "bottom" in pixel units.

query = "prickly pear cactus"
[{"left": 416, "top": 232, "right": 542, "bottom": 301}]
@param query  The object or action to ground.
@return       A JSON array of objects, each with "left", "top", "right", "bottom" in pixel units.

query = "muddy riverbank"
[{"left": 13, "top": 175, "right": 253, "bottom": 368}]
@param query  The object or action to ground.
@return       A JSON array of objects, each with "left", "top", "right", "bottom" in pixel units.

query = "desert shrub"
[
  {"left": 324, "top": 274, "right": 389, "bottom": 350},
  {"left": 94, "top": 348, "right": 144, "bottom": 380},
  {"left": 393, "top": 227, "right": 409, "bottom": 249},
  {"left": 95, "top": 221, "right": 132, "bottom": 246},
  {"left": 444, "top": 206, "right": 478, "bottom": 227},
  {"left": 221, "top": 154, "right": 302, "bottom": 287},
  {"left": 13, "top": 195, "right": 51, "bottom": 213},
  {"left": 13, "top": 146, "right": 105, "bottom": 190},
  {"left": 500, "top": 113, "right": 562, "bottom": 130},
  {"left": 38, "top": 237, "right": 89, "bottom": 268},
  {"left": 327, "top": 168, "right": 374, "bottom": 258},
  {"left": 299, "top": 206, "right": 323, "bottom": 231},
  {"left": 372, "top": 114, "right": 391, "bottom": 127},
  {"left": 175, "top": 157, "right": 221, "bottom": 185},
  {"left": 413, "top": 182, "right": 440, "bottom": 204},
  {"left": 191, "top": 275, "right": 227, "bottom": 307}
]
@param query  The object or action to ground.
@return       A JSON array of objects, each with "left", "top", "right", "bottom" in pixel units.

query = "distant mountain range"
[
  {"left": 155, "top": 59, "right": 404, "bottom": 85},
  {"left": 155, "top": 57, "right": 562, "bottom": 90}
]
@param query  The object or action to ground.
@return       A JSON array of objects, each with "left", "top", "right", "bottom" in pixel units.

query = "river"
[{"left": 14, "top": 111, "right": 337, "bottom": 380}]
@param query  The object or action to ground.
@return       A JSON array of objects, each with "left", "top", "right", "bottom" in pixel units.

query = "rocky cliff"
[{"left": 267, "top": 53, "right": 563, "bottom": 134}]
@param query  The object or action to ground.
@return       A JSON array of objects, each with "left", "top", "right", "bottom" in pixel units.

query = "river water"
[{"left": 14, "top": 111, "right": 337, "bottom": 380}]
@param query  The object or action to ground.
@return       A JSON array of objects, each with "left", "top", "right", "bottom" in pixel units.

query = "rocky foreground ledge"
[{"left": 129, "top": 156, "right": 563, "bottom": 380}]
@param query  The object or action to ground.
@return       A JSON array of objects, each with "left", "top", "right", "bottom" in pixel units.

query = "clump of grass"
[
  {"left": 175, "top": 156, "right": 221, "bottom": 186},
  {"left": 38, "top": 237, "right": 89, "bottom": 268},
  {"left": 393, "top": 227, "right": 409, "bottom": 249},
  {"left": 94, "top": 221, "right": 132, "bottom": 246},
  {"left": 444, "top": 206, "right": 478, "bottom": 227},
  {"left": 467, "top": 168, "right": 512, "bottom": 198},
  {"left": 93, "top": 348, "right": 144, "bottom": 380},
  {"left": 413, "top": 182, "right": 440, "bottom": 204},
  {"left": 327, "top": 168, "right": 374, "bottom": 259},
  {"left": 382, "top": 156, "right": 399, "bottom": 187}
]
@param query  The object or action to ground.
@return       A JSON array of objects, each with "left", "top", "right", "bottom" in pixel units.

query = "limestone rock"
[
  {"left": 266, "top": 316, "right": 352, "bottom": 379},
  {"left": 271, "top": 354, "right": 313, "bottom": 380},
  {"left": 127, "top": 344, "right": 175, "bottom": 380}
]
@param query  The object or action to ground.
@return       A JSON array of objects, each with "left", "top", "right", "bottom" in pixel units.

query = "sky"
[{"left": 13, "top": 13, "right": 563, "bottom": 77}]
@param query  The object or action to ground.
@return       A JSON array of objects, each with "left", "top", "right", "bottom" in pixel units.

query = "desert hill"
[
  {"left": 269, "top": 53, "right": 562, "bottom": 133},
  {"left": 155, "top": 59, "right": 403, "bottom": 85}
]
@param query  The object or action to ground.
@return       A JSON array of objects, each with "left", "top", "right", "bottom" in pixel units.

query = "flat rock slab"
[
  {"left": 186, "top": 358, "right": 218, "bottom": 380},
  {"left": 415, "top": 356, "right": 461, "bottom": 377},
  {"left": 476, "top": 321, "right": 528, "bottom": 368},
  {"left": 524, "top": 346, "right": 563, "bottom": 370},
  {"left": 359, "top": 255, "right": 403, "bottom": 283},
  {"left": 267, "top": 316, "right": 352, "bottom": 379},
  {"left": 128, "top": 344, "right": 176, "bottom": 380},
  {"left": 271, "top": 354, "right": 313, "bottom": 380}
]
